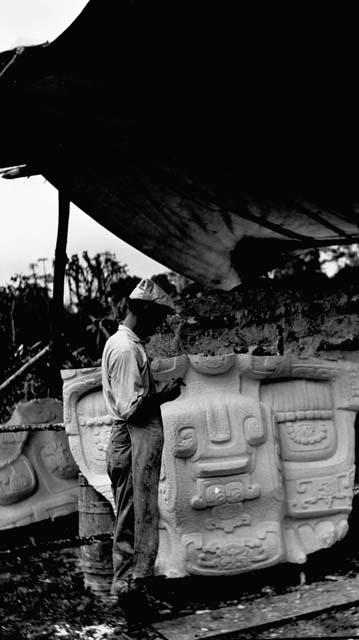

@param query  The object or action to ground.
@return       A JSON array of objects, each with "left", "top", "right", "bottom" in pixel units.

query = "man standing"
[{"left": 102, "top": 279, "right": 183, "bottom": 625}]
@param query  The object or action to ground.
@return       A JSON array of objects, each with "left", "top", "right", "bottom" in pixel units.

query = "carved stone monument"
[
  {"left": 62, "top": 354, "right": 359, "bottom": 577},
  {"left": 0, "top": 398, "right": 79, "bottom": 530}
]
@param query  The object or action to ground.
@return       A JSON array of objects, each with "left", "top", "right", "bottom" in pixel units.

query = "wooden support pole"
[
  {"left": 78, "top": 474, "right": 115, "bottom": 596},
  {"left": 0, "top": 345, "right": 50, "bottom": 393},
  {"left": 49, "top": 189, "right": 70, "bottom": 395}
]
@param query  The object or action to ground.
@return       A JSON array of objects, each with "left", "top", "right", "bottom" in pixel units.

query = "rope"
[
  {"left": 0, "top": 422, "right": 65, "bottom": 433},
  {"left": 0, "top": 532, "right": 114, "bottom": 557}
]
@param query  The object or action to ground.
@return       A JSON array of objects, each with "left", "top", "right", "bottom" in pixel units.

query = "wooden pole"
[
  {"left": 49, "top": 190, "right": 70, "bottom": 395},
  {"left": 0, "top": 345, "right": 50, "bottom": 393}
]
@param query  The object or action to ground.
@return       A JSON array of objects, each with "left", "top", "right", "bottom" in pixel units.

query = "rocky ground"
[{"left": 1, "top": 502, "right": 359, "bottom": 639}]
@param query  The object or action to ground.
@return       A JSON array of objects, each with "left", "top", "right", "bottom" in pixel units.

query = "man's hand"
[
  {"left": 131, "top": 378, "right": 185, "bottom": 423},
  {"left": 158, "top": 378, "right": 185, "bottom": 404}
]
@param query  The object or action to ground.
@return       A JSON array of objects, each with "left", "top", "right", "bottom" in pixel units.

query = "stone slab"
[
  {"left": 0, "top": 398, "right": 79, "bottom": 529},
  {"left": 62, "top": 354, "right": 359, "bottom": 577},
  {"left": 153, "top": 575, "right": 359, "bottom": 639}
]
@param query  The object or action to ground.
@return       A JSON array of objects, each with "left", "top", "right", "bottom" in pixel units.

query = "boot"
[{"left": 117, "top": 586, "right": 151, "bottom": 626}]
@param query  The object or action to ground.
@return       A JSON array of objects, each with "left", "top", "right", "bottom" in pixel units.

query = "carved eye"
[
  {"left": 244, "top": 416, "right": 264, "bottom": 445},
  {"left": 226, "top": 482, "right": 243, "bottom": 502},
  {"left": 173, "top": 426, "right": 197, "bottom": 458},
  {"left": 206, "top": 485, "right": 226, "bottom": 504}
]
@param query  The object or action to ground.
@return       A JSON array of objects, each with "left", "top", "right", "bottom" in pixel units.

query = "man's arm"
[
  {"left": 108, "top": 348, "right": 148, "bottom": 422},
  {"left": 130, "top": 378, "right": 184, "bottom": 424},
  {"left": 108, "top": 349, "right": 184, "bottom": 424}
]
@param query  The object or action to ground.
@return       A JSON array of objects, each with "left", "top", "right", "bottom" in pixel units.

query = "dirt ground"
[{"left": 2, "top": 505, "right": 359, "bottom": 640}]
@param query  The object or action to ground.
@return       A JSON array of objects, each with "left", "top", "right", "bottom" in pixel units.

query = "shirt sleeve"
[{"left": 108, "top": 348, "right": 147, "bottom": 422}]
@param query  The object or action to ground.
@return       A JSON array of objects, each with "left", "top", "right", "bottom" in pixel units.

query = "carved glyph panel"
[
  {"left": 62, "top": 369, "right": 115, "bottom": 507},
  {"left": 62, "top": 354, "right": 359, "bottom": 577},
  {"left": 183, "top": 522, "right": 284, "bottom": 575}
]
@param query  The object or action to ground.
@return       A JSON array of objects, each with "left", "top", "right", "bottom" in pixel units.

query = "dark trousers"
[{"left": 107, "top": 417, "right": 164, "bottom": 594}]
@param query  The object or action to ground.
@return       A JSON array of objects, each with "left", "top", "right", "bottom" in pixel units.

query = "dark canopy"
[{"left": 1, "top": 2, "right": 359, "bottom": 287}]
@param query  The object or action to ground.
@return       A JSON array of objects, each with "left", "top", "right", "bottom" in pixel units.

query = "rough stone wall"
[{"left": 147, "top": 273, "right": 359, "bottom": 359}]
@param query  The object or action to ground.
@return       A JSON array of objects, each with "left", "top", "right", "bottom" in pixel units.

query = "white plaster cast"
[
  {"left": 61, "top": 354, "right": 359, "bottom": 577},
  {"left": 0, "top": 398, "right": 79, "bottom": 530}
]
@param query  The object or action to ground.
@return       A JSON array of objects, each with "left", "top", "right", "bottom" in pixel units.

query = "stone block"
[
  {"left": 0, "top": 398, "right": 79, "bottom": 530},
  {"left": 62, "top": 354, "right": 359, "bottom": 577}
]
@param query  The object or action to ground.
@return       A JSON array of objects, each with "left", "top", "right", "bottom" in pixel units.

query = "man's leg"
[
  {"left": 128, "top": 419, "right": 164, "bottom": 581},
  {"left": 107, "top": 423, "right": 134, "bottom": 595},
  {"left": 107, "top": 422, "right": 160, "bottom": 635}
]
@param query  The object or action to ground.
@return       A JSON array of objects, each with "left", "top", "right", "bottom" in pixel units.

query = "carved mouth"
[{"left": 198, "top": 457, "right": 250, "bottom": 477}]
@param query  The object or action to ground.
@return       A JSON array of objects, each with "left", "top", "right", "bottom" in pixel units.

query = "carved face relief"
[
  {"left": 0, "top": 455, "right": 37, "bottom": 506},
  {"left": 189, "top": 397, "right": 267, "bottom": 479},
  {"left": 156, "top": 356, "right": 285, "bottom": 574},
  {"left": 62, "top": 355, "right": 359, "bottom": 578}
]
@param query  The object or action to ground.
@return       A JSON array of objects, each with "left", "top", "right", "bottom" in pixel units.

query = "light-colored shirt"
[{"left": 102, "top": 325, "right": 155, "bottom": 424}]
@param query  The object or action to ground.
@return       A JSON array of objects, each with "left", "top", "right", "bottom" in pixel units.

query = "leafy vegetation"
[{"left": 0, "top": 252, "right": 141, "bottom": 421}]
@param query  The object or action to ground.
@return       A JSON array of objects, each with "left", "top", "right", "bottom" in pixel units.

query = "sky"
[{"left": 0, "top": 0, "right": 166, "bottom": 285}]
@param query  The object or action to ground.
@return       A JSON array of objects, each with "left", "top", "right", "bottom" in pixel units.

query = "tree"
[
  {"left": 66, "top": 251, "right": 129, "bottom": 310},
  {"left": 0, "top": 252, "right": 142, "bottom": 420},
  {"left": 0, "top": 275, "right": 51, "bottom": 420}
]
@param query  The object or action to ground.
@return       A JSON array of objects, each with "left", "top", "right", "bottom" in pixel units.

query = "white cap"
[{"left": 129, "top": 278, "right": 176, "bottom": 314}]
